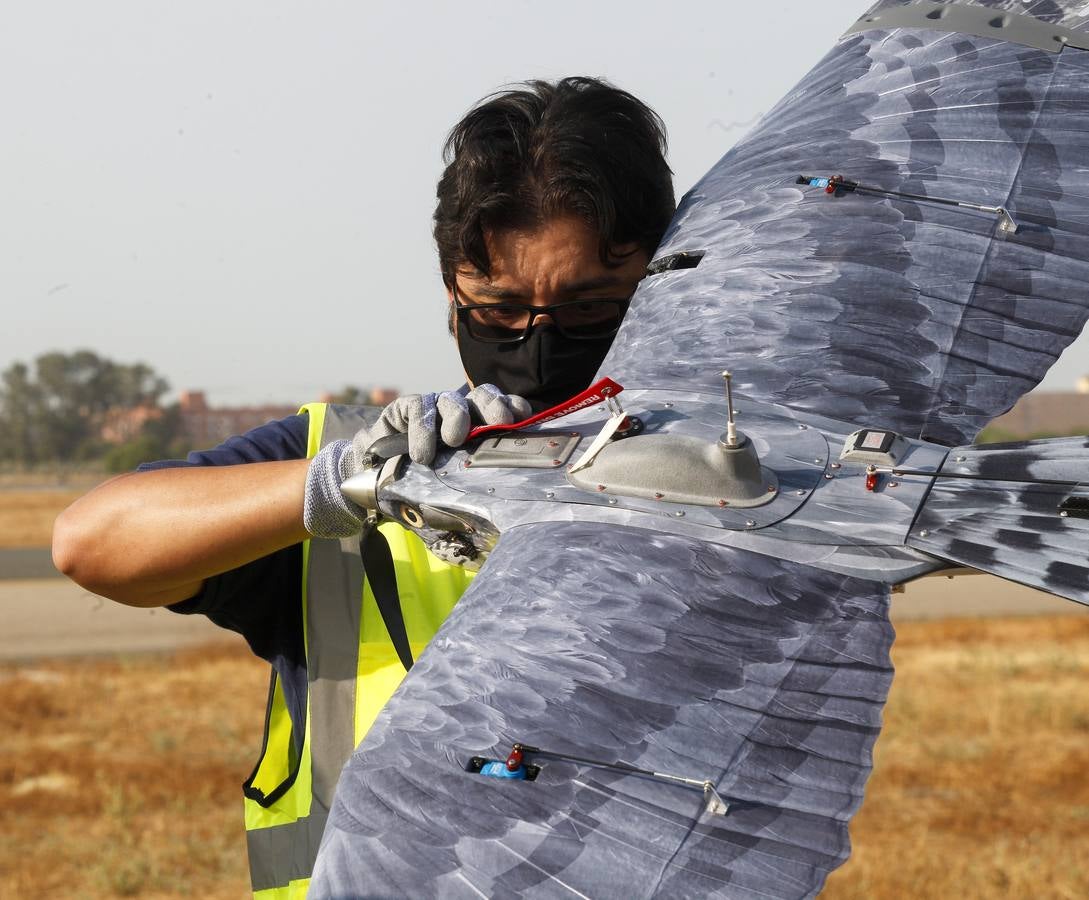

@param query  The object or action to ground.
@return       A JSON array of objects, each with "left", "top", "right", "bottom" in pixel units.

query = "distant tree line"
[
  {"left": 4, "top": 350, "right": 1067, "bottom": 467},
  {"left": 0, "top": 350, "right": 186, "bottom": 471}
]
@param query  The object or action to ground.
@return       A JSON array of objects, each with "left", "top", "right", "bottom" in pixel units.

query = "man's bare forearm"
[{"left": 52, "top": 460, "right": 312, "bottom": 608}]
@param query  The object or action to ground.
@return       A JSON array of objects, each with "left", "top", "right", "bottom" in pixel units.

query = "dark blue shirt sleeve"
[
  {"left": 139, "top": 412, "right": 310, "bottom": 470},
  {"left": 138, "top": 413, "right": 309, "bottom": 665}
]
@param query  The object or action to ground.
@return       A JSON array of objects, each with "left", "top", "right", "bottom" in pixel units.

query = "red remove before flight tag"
[{"left": 467, "top": 377, "right": 624, "bottom": 440}]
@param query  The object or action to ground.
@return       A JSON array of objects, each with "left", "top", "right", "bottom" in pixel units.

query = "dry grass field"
[
  {"left": 2, "top": 616, "right": 1087, "bottom": 898},
  {"left": 1, "top": 644, "right": 266, "bottom": 900},
  {"left": 824, "top": 615, "right": 1089, "bottom": 899},
  {"left": 4, "top": 482, "right": 1086, "bottom": 896},
  {"left": 0, "top": 477, "right": 106, "bottom": 547}
]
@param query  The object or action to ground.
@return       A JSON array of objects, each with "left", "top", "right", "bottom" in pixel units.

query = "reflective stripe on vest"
[{"left": 244, "top": 403, "right": 473, "bottom": 896}]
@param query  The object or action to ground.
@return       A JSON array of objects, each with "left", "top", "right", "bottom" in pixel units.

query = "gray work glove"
[
  {"left": 302, "top": 384, "right": 530, "bottom": 538},
  {"left": 367, "top": 385, "right": 531, "bottom": 466}
]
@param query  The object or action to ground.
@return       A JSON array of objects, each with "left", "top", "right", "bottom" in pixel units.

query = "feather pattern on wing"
[
  {"left": 310, "top": 523, "right": 892, "bottom": 899},
  {"left": 605, "top": 15, "right": 1089, "bottom": 445},
  {"left": 311, "top": 4, "right": 1089, "bottom": 895},
  {"left": 909, "top": 435, "right": 1089, "bottom": 599},
  {"left": 865, "top": 0, "right": 1089, "bottom": 33}
]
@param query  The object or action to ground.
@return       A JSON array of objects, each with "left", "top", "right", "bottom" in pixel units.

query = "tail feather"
[{"left": 907, "top": 437, "right": 1089, "bottom": 605}]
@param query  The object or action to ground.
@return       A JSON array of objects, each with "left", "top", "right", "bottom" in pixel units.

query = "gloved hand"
[
  {"left": 367, "top": 384, "right": 531, "bottom": 466},
  {"left": 302, "top": 384, "right": 530, "bottom": 538}
]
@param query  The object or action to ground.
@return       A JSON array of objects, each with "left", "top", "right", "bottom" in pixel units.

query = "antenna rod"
[{"left": 722, "top": 371, "right": 737, "bottom": 447}]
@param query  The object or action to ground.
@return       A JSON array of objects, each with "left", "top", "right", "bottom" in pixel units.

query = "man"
[{"left": 53, "top": 76, "right": 675, "bottom": 896}]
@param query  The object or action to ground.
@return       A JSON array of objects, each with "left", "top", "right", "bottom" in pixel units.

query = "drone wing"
[
  {"left": 606, "top": 6, "right": 1089, "bottom": 445},
  {"left": 311, "top": 4, "right": 1089, "bottom": 896},
  {"left": 311, "top": 523, "right": 892, "bottom": 899}
]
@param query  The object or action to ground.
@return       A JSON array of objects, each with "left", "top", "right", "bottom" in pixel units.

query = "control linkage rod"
[
  {"left": 506, "top": 743, "right": 730, "bottom": 816},
  {"left": 797, "top": 174, "right": 1019, "bottom": 233}
]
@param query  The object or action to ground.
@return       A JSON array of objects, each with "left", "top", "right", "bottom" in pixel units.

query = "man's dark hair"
[{"left": 434, "top": 77, "right": 675, "bottom": 287}]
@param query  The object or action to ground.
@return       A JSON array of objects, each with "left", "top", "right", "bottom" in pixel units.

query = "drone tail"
[{"left": 906, "top": 436, "right": 1089, "bottom": 606}]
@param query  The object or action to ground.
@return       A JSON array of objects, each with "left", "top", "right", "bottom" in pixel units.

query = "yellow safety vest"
[{"left": 242, "top": 403, "right": 473, "bottom": 898}]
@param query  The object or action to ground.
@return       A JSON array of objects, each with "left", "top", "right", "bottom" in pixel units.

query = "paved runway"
[
  {"left": 0, "top": 547, "right": 59, "bottom": 579},
  {"left": 0, "top": 567, "right": 1084, "bottom": 662},
  {"left": 1, "top": 578, "right": 239, "bottom": 661}
]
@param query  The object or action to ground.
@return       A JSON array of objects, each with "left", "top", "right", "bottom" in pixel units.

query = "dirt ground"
[{"left": 3, "top": 615, "right": 1088, "bottom": 898}]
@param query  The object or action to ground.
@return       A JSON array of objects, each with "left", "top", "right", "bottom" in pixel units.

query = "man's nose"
[{"left": 527, "top": 309, "right": 556, "bottom": 329}]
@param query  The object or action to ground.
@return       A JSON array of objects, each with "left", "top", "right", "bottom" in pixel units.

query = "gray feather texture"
[
  {"left": 863, "top": 0, "right": 1089, "bottom": 33},
  {"left": 910, "top": 436, "right": 1089, "bottom": 599},
  {"left": 311, "top": 524, "right": 892, "bottom": 899},
  {"left": 605, "top": 17, "right": 1089, "bottom": 446},
  {"left": 312, "top": 4, "right": 1089, "bottom": 895}
]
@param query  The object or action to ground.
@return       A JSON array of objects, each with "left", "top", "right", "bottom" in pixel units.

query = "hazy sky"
[{"left": 6, "top": 1, "right": 1087, "bottom": 405}]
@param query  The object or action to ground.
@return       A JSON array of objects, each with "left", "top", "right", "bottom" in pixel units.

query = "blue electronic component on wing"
[{"left": 478, "top": 761, "right": 528, "bottom": 780}]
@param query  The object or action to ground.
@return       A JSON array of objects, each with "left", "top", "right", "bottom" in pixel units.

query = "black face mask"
[{"left": 456, "top": 321, "right": 614, "bottom": 412}]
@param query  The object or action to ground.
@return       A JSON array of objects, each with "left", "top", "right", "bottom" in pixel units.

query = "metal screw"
[
  {"left": 654, "top": 492, "right": 664, "bottom": 499},
  {"left": 767, "top": 485, "right": 775, "bottom": 493},
  {"left": 814, "top": 459, "right": 822, "bottom": 464},
  {"left": 664, "top": 402, "right": 673, "bottom": 408},
  {"left": 830, "top": 462, "right": 841, "bottom": 469},
  {"left": 919, "top": 529, "right": 929, "bottom": 537},
  {"left": 596, "top": 484, "right": 607, "bottom": 492},
  {"left": 889, "top": 481, "right": 900, "bottom": 488},
  {"left": 824, "top": 473, "right": 834, "bottom": 480},
  {"left": 717, "top": 499, "right": 728, "bottom": 507},
  {"left": 795, "top": 490, "right": 806, "bottom": 496},
  {"left": 745, "top": 519, "right": 756, "bottom": 528},
  {"left": 1060, "top": 510, "right": 1070, "bottom": 518},
  {"left": 545, "top": 491, "right": 555, "bottom": 499},
  {"left": 486, "top": 487, "right": 495, "bottom": 494},
  {"left": 547, "top": 440, "right": 559, "bottom": 448},
  {"left": 552, "top": 459, "right": 563, "bottom": 466},
  {"left": 955, "top": 455, "right": 967, "bottom": 462},
  {"left": 798, "top": 424, "right": 808, "bottom": 430},
  {"left": 465, "top": 460, "right": 473, "bottom": 468},
  {"left": 439, "top": 471, "right": 448, "bottom": 477},
  {"left": 673, "top": 510, "right": 685, "bottom": 518},
  {"left": 608, "top": 498, "right": 618, "bottom": 505}
]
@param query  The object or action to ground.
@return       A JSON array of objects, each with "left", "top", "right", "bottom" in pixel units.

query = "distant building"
[
  {"left": 99, "top": 404, "right": 163, "bottom": 444},
  {"left": 986, "top": 385, "right": 1089, "bottom": 439},
  {"left": 368, "top": 387, "right": 400, "bottom": 407},
  {"left": 176, "top": 388, "right": 400, "bottom": 450},
  {"left": 177, "top": 391, "right": 300, "bottom": 450}
]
